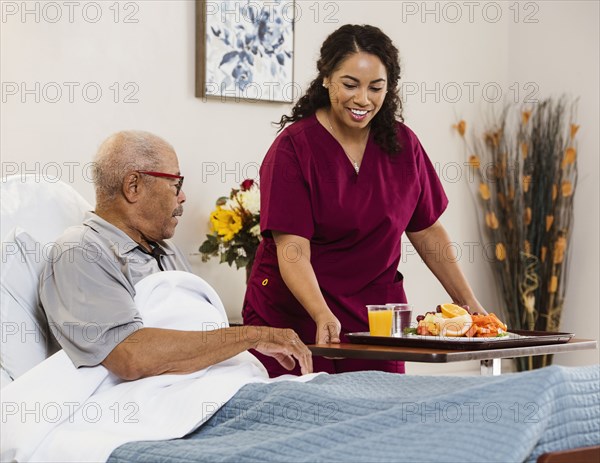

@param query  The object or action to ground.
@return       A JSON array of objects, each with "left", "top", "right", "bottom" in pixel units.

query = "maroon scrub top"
[{"left": 243, "top": 114, "right": 448, "bottom": 377}]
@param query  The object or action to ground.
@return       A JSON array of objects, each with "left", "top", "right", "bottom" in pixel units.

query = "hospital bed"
[{"left": 1, "top": 175, "right": 598, "bottom": 463}]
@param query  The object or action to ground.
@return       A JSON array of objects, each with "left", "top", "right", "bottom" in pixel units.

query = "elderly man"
[{"left": 39, "top": 130, "right": 312, "bottom": 380}]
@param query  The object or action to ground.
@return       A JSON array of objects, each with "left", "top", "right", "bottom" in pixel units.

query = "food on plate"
[
  {"left": 409, "top": 303, "right": 508, "bottom": 338},
  {"left": 470, "top": 313, "right": 508, "bottom": 337},
  {"left": 439, "top": 303, "right": 469, "bottom": 318}
]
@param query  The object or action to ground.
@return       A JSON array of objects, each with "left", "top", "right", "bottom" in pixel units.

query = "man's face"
[{"left": 139, "top": 149, "right": 186, "bottom": 242}]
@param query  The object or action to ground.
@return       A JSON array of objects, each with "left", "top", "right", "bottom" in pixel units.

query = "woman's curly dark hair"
[{"left": 277, "top": 24, "right": 403, "bottom": 154}]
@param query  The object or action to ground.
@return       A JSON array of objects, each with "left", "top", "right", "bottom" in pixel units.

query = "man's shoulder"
[
  {"left": 53, "top": 223, "right": 96, "bottom": 247},
  {"left": 49, "top": 218, "right": 121, "bottom": 264}
]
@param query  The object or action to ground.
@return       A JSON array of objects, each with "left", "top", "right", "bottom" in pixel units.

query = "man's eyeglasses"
[{"left": 137, "top": 171, "right": 184, "bottom": 196}]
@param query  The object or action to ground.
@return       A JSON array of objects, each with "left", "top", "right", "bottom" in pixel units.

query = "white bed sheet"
[{"left": 1, "top": 271, "right": 321, "bottom": 462}]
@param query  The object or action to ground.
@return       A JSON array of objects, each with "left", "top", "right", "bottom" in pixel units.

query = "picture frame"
[{"left": 195, "top": 0, "right": 296, "bottom": 103}]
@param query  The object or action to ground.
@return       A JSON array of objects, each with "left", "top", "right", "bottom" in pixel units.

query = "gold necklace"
[{"left": 325, "top": 112, "right": 365, "bottom": 175}]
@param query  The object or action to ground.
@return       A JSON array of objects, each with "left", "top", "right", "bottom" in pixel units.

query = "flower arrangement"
[
  {"left": 199, "top": 179, "right": 261, "bottom": 279},
  {"left": 454, "top": 97, "right": 579, "bottom": 371}
]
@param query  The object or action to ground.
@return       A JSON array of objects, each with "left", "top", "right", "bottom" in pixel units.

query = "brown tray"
[{"left": 346, "top": 329, "right": 574, "bottom": 351}]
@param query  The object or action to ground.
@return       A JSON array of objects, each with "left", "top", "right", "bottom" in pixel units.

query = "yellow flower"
[{"left": 210, "top": 207, "right": 243, "bottom": 242}]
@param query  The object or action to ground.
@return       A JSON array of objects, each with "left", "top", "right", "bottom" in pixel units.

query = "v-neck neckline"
[{"left": 314, "top": 113, "right": 371, "bottom": 178}]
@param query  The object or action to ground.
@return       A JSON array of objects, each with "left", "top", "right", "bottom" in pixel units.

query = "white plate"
[{"left": 403, "top": 332, "right": 529, "bottom": 342}]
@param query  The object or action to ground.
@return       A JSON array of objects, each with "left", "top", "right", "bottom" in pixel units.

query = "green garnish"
[{"left": 403, "top": 327, "right": 417, "bottom": 335}]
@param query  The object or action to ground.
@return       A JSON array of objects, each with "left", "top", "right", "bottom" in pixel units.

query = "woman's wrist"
[
  {"left": 459, "top": 298, "right": 487, "bottom": 315},
  {"left": 311, "top": 307, "right": 336, "bottom": 324}
]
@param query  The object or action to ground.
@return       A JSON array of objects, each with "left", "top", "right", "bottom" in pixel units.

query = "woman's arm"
[
  {"left": 406, "top": 220, "right": 488, "bottom": 315},
  {"left": 272, "top": 231, "right": 341, "bottom": 344}
]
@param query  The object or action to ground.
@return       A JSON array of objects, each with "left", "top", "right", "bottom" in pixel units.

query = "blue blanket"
[{"left": 109, "top": 365, "right": 600, "bottom": 463}]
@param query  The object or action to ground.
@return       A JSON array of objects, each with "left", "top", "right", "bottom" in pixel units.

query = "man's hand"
[
  {"left": 102, "top": 325, "right": 313, "bottom": 380},
  {"left": 251, "top": 327, "right": 313, "bottom": 375}
]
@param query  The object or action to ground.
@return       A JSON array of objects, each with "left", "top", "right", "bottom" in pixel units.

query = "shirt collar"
[{"left": 82, "top": 212, "right": 175, "bottom": 257}]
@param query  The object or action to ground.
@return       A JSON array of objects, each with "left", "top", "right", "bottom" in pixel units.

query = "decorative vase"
[{"left": 456, "top": 98, "right": 579, "bottom": 371}]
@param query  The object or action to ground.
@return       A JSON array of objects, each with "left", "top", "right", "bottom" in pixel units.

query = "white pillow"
[
  {"left": 0, "top": 228, "right": 58, "bottom": 380},
  {"left": 0, "top": 175, "right": 92, "bottom": 381},
  {"left": 0, "top": 367, "right": 13, "bottom": 388},
  {"left": 0, "top": 174, "right": 92, "bottom": 244}
]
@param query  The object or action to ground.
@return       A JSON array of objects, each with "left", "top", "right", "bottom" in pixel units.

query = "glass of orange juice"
[{"left": 366, "top": 305, "right": 393, "bottom": 337}]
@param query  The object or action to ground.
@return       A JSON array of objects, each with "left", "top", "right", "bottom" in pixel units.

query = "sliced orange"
[{"left": 440, "top": 303, "right": 469, "bottom": 318}]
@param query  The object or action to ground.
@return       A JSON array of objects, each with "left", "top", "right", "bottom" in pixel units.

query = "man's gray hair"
[{"left": 93, "top": 131, "right": 174, "bottom": 204}]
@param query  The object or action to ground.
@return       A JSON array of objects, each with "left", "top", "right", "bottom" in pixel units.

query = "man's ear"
[{"left": 122, "top": 172, "right": 141, "bottom": 203}]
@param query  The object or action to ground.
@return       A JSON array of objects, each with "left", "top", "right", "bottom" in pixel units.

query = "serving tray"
[{"left": 346, "top": 329, "right": 574, "bottom": 351}]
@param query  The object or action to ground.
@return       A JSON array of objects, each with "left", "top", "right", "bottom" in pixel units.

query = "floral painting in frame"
[{"left": 195, "top": 0, "right": 295, "bottom": 102}]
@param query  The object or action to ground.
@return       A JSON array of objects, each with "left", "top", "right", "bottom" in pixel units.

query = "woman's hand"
[
  {"left": 461, "top": 298, "right": 488, "bottom": 315},
  {"left": 272, "top": 231, "right": 343, "bottom": 346},
  {"left": 407, "top": 221, "right": 488, "bottom": 316},
  {"left": 314, "top": 313, "right": 341, "bottom": 345}
]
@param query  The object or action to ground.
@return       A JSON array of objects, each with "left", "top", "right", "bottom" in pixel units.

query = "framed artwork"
[{"left": 195, "top": 0, "right": 295, "bottom": 102}]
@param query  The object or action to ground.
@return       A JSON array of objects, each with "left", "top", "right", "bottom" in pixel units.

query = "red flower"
[{"left": 240, "top": 179, "right": 254, "bottom": 191}]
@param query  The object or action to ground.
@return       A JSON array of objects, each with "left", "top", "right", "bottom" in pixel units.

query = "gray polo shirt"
[{"left": 39, "top": 212, "right": 191, "bottom": 367}]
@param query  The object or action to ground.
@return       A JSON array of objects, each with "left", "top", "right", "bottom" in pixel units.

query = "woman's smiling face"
[{"left": 324, "top": 51, "right": 388, "bottom": 131}]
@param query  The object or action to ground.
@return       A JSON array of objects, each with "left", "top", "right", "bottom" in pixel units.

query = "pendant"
[{"left": 353, "top": 161, "right": 360, "bottom": 174}]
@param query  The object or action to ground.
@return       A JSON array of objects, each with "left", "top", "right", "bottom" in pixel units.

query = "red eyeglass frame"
[{"left": 136, "top": 171, "right": 184, "bottom": 195}]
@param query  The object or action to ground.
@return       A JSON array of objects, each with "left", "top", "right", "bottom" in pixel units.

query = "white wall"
[{"left": 2, "top": 0, "right": 597, "bottom": 373}]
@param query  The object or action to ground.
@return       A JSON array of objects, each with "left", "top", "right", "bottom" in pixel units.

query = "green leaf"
[
  {"left": 236, "top": 255, "right": 250, "bottom": 269},
  {"left": 199, "top": 240, "right": 219, "bottom": 254},
  {"left": 206, "top": 234, "right": 219, "bottom": 243},
  {"left": 226, "top": 249, "right": 237, "bottom": 266}
]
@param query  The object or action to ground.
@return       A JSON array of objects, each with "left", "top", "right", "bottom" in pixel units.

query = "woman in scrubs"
[{"left": 243, "top": 24, "right": 486, "bottom": 377}]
